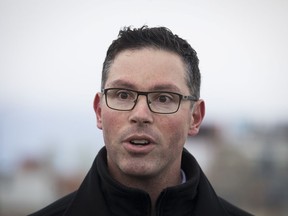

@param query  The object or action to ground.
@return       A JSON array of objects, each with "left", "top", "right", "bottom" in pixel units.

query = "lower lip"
[{"left": 123, "top": 142, "right": 155, "bottom": 154}]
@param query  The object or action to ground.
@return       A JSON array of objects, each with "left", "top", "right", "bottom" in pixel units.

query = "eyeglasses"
[{"left": 101, "top": 88, "right": 198, "bottom": 114}]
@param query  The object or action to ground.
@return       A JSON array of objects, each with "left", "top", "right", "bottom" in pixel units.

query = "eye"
[
  {"left": 152, "top": 93, "right": 175, "bottom": 104},
  {"left": 115, "top": 90, "right": 135, "bottom": 100},
  {"left": 118, "top": 91, "right": 128, "bottom": 99},
  {"left": 158, "top": 95, "right": 170, "bottom": 103}
]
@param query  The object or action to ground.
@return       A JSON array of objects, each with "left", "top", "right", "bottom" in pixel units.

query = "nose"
[{"left": 128, "top": 95, "right": 153, "bottom": 124}]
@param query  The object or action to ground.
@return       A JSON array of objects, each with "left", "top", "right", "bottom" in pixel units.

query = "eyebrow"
[
  {"left": 106, "top": 80, "right": 136, "bottom": 89},
  {"left": 106, "top": 79, "right": 182, "bottom": 93},
  {"left": 149, "top": 84, "right": 181, "bottom": 92}
]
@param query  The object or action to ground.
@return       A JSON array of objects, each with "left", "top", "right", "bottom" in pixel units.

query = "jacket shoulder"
[
  {"left": 219, "top": 197, "right": 254, "bottom": 216},
  {"left": 28, "top": 191, "right": 76, "bottom": 216}
]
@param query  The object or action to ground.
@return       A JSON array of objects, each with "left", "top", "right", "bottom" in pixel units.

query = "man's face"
[{"left": 94, "top": 48, "right": 204, "bottom": 182}]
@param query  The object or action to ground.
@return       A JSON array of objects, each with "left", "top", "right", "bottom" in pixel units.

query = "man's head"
[
  {"left": 101, "top": 26, "right": 201, "bottom": 99},
  {"left": 94, "top": 26, "right": 205, "bottom": 188}
]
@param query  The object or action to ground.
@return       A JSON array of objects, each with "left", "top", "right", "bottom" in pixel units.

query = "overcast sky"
[
  {"left": 1, "top": 0, "right": 288, "bottom": 167},
  {"left": 1, "top": 0, "right": 288, "bottom": 122}
]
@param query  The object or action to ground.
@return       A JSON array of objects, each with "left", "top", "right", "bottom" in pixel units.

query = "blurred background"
[{"left": 1, "top": 0, "right": 288, "bottom": 215}]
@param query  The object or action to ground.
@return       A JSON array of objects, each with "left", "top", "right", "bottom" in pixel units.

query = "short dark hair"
[{"left": 101, "top": 26, "right": 201, "bottom": 99}]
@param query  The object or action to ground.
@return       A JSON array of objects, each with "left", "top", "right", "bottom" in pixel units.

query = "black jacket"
[{"left": 29, "top": 147, "right": 253, "bottom": 216}]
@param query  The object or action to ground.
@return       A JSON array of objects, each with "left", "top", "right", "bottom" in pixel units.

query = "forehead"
[{"left": 106, "top": 48, "right": 188, "bottom": 92}]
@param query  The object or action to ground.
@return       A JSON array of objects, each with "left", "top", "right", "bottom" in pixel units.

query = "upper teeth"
[{"left": 131, "top": 140, "right": 149, "bottom": 145}]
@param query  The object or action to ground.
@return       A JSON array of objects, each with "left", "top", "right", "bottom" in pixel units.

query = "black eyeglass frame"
[{"left": 101, "top": 88, "right": 198, "bottom": 114}]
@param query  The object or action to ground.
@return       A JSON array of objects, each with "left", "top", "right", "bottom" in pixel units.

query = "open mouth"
[
  {"left": 124, "top": 136, "right": 155, "bottom": 153},
  {"left": 130, "top": 139, "right": 150, "bottom": 146}
]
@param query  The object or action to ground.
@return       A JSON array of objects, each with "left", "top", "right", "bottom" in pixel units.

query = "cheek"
[
  {"left": 102, "top": 109, "right": 123, "bottom": 128},
  {"left": 101, "top": 110, "right": 126, "bottom": 143},
  {"left": 161, "top": 115, "right": 191, "bottom": 148},
  {"left": 168, "top": 125, "right": 187, "bottom": 147}
]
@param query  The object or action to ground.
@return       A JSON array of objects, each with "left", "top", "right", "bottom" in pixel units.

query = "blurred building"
[{"left": 1, "top": 122, "right": 288, "bottom": 215}]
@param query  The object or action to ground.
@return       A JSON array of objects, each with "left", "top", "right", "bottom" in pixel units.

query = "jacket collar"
[
  {"left": 97, "top": 148, "right": 201, "bottom": 216},
  {"left": 64, "top": 147, "right": 228, "bottom": 216}
]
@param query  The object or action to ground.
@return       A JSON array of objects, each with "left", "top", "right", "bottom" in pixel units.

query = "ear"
[
  {"left": 188, "top": 100, "right": 205, "bottom": 136},
  {"left": 93, "top": 93, "right": 103, "bottom": 130}
]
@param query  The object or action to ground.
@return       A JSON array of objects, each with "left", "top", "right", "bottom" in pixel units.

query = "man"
[{"left": 30, "top": 26, "right": 253, "bottom": 215}]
